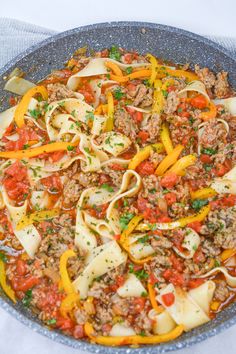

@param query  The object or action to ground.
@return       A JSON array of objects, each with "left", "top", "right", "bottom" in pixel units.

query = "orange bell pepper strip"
[
  {"left": 59, "top": 249, "right": 77, "bottom": 295},
  {"left": 60, "top": 292, "right": 80, "bottom": 319},
  {"left": 128, "top": 254, "right": 153, "bottom": 265},
  {"left": 0, "top": 140, "right": 79, "bottom": 159},
  {"left": 119, "top": 215, "right": 143, "bottom": 251},
  {"left": 160, "top": 123, "right": 174, "bottom": 154},
  {"left": 168, "top": 154, "right": 196, "bottom": 176},
  {"left": 147, "top": 282, "right": 163, "bottom": 313},
  {"left": 155, "top": 145, "right": 184, "bottom": 176},
  {"left": 190, "top": 187, "right": 217, "bottom": 200},
  {"left": 105, "top": 91, "right": 114, "bottom": 131},
  {"left": 16, "top": 208, "right": 60, "bottom": 230},
  {"left": 0, "top": 259, "right": 16, "bottom": 303},
  {"left": 128, "top": 144, "right": 164, "bottom": 170},
  {"left": 94, "top": 104, "right": 103, "bottom": 115},
  {"left": 84, "top": 322, "right": 184, "bottom": 346},
  {"left": 146, "top": 53, "right": 158, "bottom": 86},
  {"left": 14, "top": 86, "right": 48, "bottom": 128},
  {"left": 199, "top": 101, "right": 217, "bottom": 121},
  {"left": 221, "top": 249, "right": 236, "bottom": 262},
  {"left": 156, "top": 66, "right": 198, "bottom": 82},
  {"left": 105, "top": 61, "right": 123, "bottom": 76},
  {"left": 110, "top": 69, "right": 151, "bottom": 83},
  {"left": 152, "top": 79, "right": 165, "bottom": 114}
]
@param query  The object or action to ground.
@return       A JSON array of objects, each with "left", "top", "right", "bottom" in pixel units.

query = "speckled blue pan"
[{"left": 0, "top": 21, "right": 236, "bottom": 353}]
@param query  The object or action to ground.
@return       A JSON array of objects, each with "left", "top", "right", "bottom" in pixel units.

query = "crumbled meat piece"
[
  {"left": 63, "top": 179, "right": 82, "bottom": 205},
  {"left": 102, "top": 166, "right": 123, "bottom": 187},
  {"left": 114, "top": 108, "right": 138, "bottom": 139},
  {"left": 112, "top": 297, "right": 130, "bottom": 316},
  {"left": 164, "top": 91, "right": 180, "bottom": 114},
  {"left": 95, "top": 305, "right": 113, "bottom": 324},
  {"left": 73, "top": 171, "right": 99, "bottom": 188},
  {"left": 47, "top": 83, "right": 76, "bottom": 102},
  {"left": 195, "top": 65, "right": 216, "bottom": 89},
  {"left": 141, "top": 175, "right": 160, "bottom": 204},
  {"left": 75, "top": 308, "right": 88, "bottom": 325},
  {"left": 201, "top": 239, "right": 221, "bottom": 257},
  {"left": 43, "top": 267, "right": 60, "bottom": 283},
  {"left": 54, "top": 213, "right": 73, "bottom": 227},
  {"left": 151, "top": 236, "right": 173, "bottom": 249},
  {"left": 214, "top": 280, "right": 230, "bottom": 302},
  {"left": 143, "top": 113, "right": 161, "bottom": 142},
  {"left": 128, "top": 84, "right": 153, "bottom": 107},
  {"left": 88, "top": 281, "right": 108, "bottom": 299},
  {"left": 214, "top": 71, "right": 230, "bottom": 98},
  {"left": 199, "top": 119, "right": 227, "bottom": 150}
]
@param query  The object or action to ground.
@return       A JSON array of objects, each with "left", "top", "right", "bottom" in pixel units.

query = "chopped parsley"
[
  {"left": 161, "top": 89, "right": 168, "bottom": 98},
  {"left": 137, "top": 235, "right": 149, "bottom": 244},
  {"left": 191, "top": 199, "right": 209, "bottom": 211},
  {"left": 203, "top": 163, "right": 213, "bottom": 172},
  {"left": 0, "top": 252, "right": 7, "bottom": 263},
  {"left": 201, "top": 147, "right": 217, "bottom": 155},
  {"left": 28, "top": 108, "right": 41, "bottom": 120},
  {"left": 109, "top": 45, "right": 121, "bottom": 61},
  {"left": 67, "top": 145, "right": 75, "bottom": 151},
  {"left": 22, "top": 289, "right": 33, "bottom": 307},
  {"left": 85, "top": 111, "right": 94, "bottom": 122},
  {"left": 46, "top": 318, "right": 57, "bottom": 325},
  {"left": 119, "top": 213, "right": 134, "bottom": 231},
  {"left": 128, "top": 264, "right": 149, "bottom": 280},
  {"left": 113, "top": 88, "right": 124, "bottom": 101},
  {"left": 101, "top": 183, "right": 114, "bottom": 192},
  {"left": 125, "top": 66, "right": 133, "bottom": 74}
]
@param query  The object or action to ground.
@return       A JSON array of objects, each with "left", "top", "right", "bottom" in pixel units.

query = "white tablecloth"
[{"left": 1, "top": 0, "right": 236, "bottom": 353}]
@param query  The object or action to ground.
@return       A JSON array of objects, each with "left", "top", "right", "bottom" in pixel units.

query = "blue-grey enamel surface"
[{"left": 0, "top": 21, "right": 236, "bottom": 353}]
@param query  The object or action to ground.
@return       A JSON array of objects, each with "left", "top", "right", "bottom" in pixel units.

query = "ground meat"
[
  {"left": 111, "top": 296, "right": 130, "bottom": 316},
  {"left": 75, "top": 308, "right": 88, "bottom": 325},
  {"left": 114, "top": 108, "right": 138, "bottom": 139},
  {"left": 132, "top": 309, "right": 152, "bottom": 334},
  {"left": 143, "top": 113, "right": 161, "bottom": 142},
  {"left": 195, "top": 65, "right": 216, "bottom": 89},
  {"left": 201, "top": 239, "right": 221, "bottom": 257},
  {"left": 167, "top": 115, "right": 193, "bottom": 146},
  {"left": 54, "top": 213, "right": 73, "bottom": 227},
  {"left": 73, "top": 171, "right": 99, "bottom": 188},
  {"left": 214, "top": 71, "right": 230, "bottom": 98},
  {"left": 129, "top": 84, "right": 153, "bottom": 107},
  {"left": 47, "top": 83, "right": 76, "bottom": 102},
  {"left": 151, "top": 236, "right": 173, "bottom": 249},
  {"left": 141, "top": 174, "right": 160, "bottom": 204},
  {"left": 88, "top": 281, "right": 108, "bottom": 299},
  {"left": 199, "top": 119, "right": 227, "bottom": 150},
  {"left": 63, "top": 179, "right": 82, "bottom": 205},
  {"left": 102, "top": 166, "right": 123, "bottom": 187},
  {"left": 214, "top": 280, "right": 230, "bottom": 302},
  {"left": 164, "top": 91, "right": 180, "bottom": 114}
]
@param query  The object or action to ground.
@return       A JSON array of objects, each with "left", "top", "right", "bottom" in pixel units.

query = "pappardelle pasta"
[{"left": 0, "top": 46, "right": 236, "bottom": 346}]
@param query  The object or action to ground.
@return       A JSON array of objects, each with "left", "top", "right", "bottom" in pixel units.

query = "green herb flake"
[
  {"left": 191, "top": 199, "right": 209, "bottom": 211},
  {"left": 101, "top": 183, "right": 114, "bottom": 192},
  {"left": 22, "top": 289, "right": 33, "bottom": 307},
  {"left": 109, "top": 46, "right": 121, "bottom": 61},
  {"left": 28, "top": 109, "right": 41, "bottom": 120},
  {"left": 125, "top": 67, "right": 133, "bottom": 74},
  {"left": 46, "top": 318, "right": 57, "bottom": 325},
  {"left": 0, "top": 252, "right": 7, "bottom": 263},
  {"left": 119, "top": 213, "right": 134, "bottom": 231},
  {"left": 113, "top": 88, "right": 124, "bottom": 101}
]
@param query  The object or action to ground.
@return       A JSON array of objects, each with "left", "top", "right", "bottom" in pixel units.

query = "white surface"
[{"left": 1, "top": 0, "right": 236, "bottom": 353}]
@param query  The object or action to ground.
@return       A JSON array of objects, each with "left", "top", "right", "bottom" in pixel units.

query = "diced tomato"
[
  {"left": 164, "top": 192, "right": 177, "bottom": 206},
  {"left": 114, "top": 234, "right": 121, "bottom": 241},
  {"left": 190, "top": 94, "right": 208, "bottom": 109},
  {"left": 171, "top": 230, "right": 185, "bottom": 252},
  {"left": 123, "top": 53, "right": 133, "bottom": 64},
  {"left": 161, "top": 292, "right": 175, "bottom": 307},
  {"left": 193, "top": 247, "right": 205, "bottom": 263},
  {"left": 137, "top": 130, "right": 149, "bottom": 143},
  {"left": 9, "top": 96, "right": 17, "bottom": 106},
  {"left": 78, "top": 81, "right": 94, "bottom": 104},
  {"left": 49, "top": 150, "right": 65, "bottom": 162},
  {"left": 41, "top": 175, "right": 62, "bottom": 193},
  {"left": 16, "top": 259, "right": 27, "bottom": 276},
  {"left": 41, "top": 69, "right": 73, "bottom": 85},
  {"left": 12, "top": 275, "right": 39, "bottom": 292},
  {"left": 110, "top": 164, "right": 125, "bottom": 171},
  {"left": 5, "top": 126, "right": 39, "bottom": 151},
  {"left": 160, "top": 172, "right": 179, "bottom": 188},
  {"left": 73, "top": 325, "right": 84, "bottom": 339},
  {"left": 101, "top": 323, "right": 112, "bottom": 333},
  {"left": 170, "top": 253, "right": 184, "bottom": 272},
  {"left": 132, "top": 111, "right": 143, "bottom": 124},
  {"left": 167, "top": 85, "right": 177, "bottom": 92},
  {"left": 188, "top": 278, "right": 204, "bottom": 289},
  {"left": 156, "top": 215, "right": 171, "bottom": 223},
  {"left": 221, "top": 194, "right": 236, "bottom": 207},
  {"left": 187, "top": 221, "right": 202, "bottom": 233},
  {"left": 149, "top": 273, "right": 159, "bottom": 285},
  {"left": 162, "top": 269, "right": 185, "bottom": 286},
  {"left": 133, "top": 297, "right": 146, "bottom": 312},
  {"left": 126, "top": 83, "right": 137, "bottom": 93},
  {"left": 116, "top": 275, "right": 125, "bottom": 287},
  {"left": 56, "top": 317, "right": 74, "bottom": 330},
  {"left": 179, "top": 111, "right": 190, "bottom": 118},
  {"left": 3, "top": 123, "right": 14, "bottom": 136},
  {"left": 200, "top": 154, "right": 212, "bottom": 164},
  {"left": 213, "top": 163, "right": 230, "bottom": 177},
  {"left": 136, "top": 161, "right": 155, "bottom": 176},
  {"left": 3, "top": 161, "right": 30, "bottom": 202},
  {"left": 209, "top": 199, "right": 221, "bottom": 210}
]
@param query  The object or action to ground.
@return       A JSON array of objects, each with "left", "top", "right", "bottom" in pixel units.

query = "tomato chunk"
[
  {"left": 161, "top": 292, "right": 175, "bottom": 307},
  {"left": 190, "top": 94, "right": 208, "bottom": 109},
  {"left": 136, "top": 161, "right": 155, "bottom": 175},
  {"left": 164, "top": 192, "right": 177, "bottom": 206},
  {"left": 160, "top": 172, "right": 179, "bottom": 188}
]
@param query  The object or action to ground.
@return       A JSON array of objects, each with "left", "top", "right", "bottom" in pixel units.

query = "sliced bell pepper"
[
  {"left": 136, "top": 205, "right": 210, "bottom": 231},
  {"left": 146, "top": 54, "right": 158, "bottom": 86},
  {"left": 199, "top": 101, "right": 217, "bottom": 121},
  {"left": 147, "top": 282, "right": 163, "bottom": 313},
  {"left": 221, "top": 249, "right": 236, "bottom": 262},
  {"left": 119, "top": 215, "right": 143, "bottom": 251},
  {"left": 14, "top": 86, "right": 48, "bottom": 127},
  {"left": 16, "top": 208, "right": 60, "bottom": 230},
  {"left": 191, "top": 187, "right": 217, "bottom": 200},
  {"left": 84, "top": 322, "right": 184, "bottom": 346},
  {"left": 128, "top": 144, "right": 164, "bottom": 170},
  {"left": 110, "top": 69, "right": 151, "bottom": 83},
  {"left": 105, "top": 61, "right": 123, "bottom": 76},
  {"left": 152, "top": 79, "right": 165, "bottom": 114},
  {"left": 160, "top": 123, "right": 174, "bottom": 154},
  {"left": 60, "top": 292, "right": 80, "bottom": 319},
  {"left": 94, "top": 104, "right": 103, "bottom": 115},
  {"left": 168, "top": 154, "right": 196, "bottom": 176},
  {"left": 59, "top": 249, "right": 76, "bottom": 295},
  {"left": 0, "top": 141, "right": 79, "bottom": 159},
  {"left": 105, "top": 91, "right": 114, "bottom": 131},
  {"left": 0, "top": 259, "right": 16, "bottom": 303},
  {"left": 155, "top": 145, "right": 184, "bottom": 176}
]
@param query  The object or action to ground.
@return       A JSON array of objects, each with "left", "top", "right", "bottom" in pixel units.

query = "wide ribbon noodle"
[
  {"left": 75, "top": 170, "right": 141, "bottom": 252},
  {"left": 157, "top": 281, "right": 215, "bottom": 331}
]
